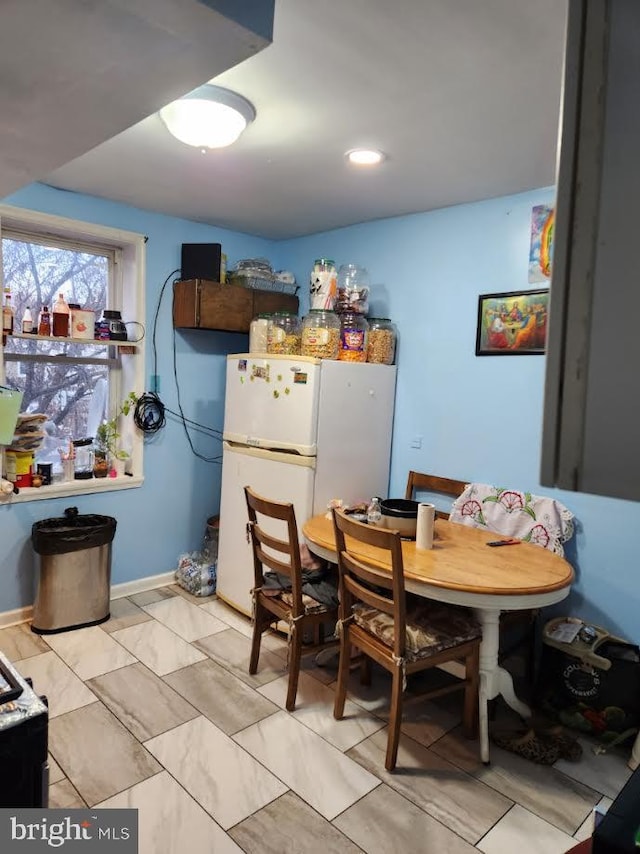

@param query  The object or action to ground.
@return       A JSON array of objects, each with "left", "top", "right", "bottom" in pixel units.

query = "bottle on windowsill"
[
  {"left": 21, "top": 306, "right": 33, "bottom": 334},
  {"left": 52, "top": 292, "right": 70, "bottom": 337},
  {"left": 2, "top": 293, "right": 14, "bottom": 335},
  {"left": 38, "top": 305, "right": 51, "bottom": 337}
]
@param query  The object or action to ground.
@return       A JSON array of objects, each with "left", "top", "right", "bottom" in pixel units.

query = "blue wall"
[
  {"left": 0, "top": 184, "right": 270, "bottom": 612},
  {"left": 2, "top": 183, "right": 639, "bottom": 646},
  {"left": 276, "top": 188, "right": 640, "bottom": 644}
]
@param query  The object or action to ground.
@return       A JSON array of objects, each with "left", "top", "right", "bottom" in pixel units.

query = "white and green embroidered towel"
[{"left": 450, "top": 483, "right": 574, "bottom": 556}]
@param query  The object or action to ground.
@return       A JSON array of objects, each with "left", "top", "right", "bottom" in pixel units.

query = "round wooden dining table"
[{"left": 303, "top": 513, "right": 574, "bottom": 763}]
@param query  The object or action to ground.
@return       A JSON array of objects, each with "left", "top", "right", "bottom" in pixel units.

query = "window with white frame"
[{"left": 0, "top": 205, "right": 145, "bottom": 494}]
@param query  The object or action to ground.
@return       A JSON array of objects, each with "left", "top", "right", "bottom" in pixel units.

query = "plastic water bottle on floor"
[{"left": 367, "top": 496, "right": 382, "bottom": 526}]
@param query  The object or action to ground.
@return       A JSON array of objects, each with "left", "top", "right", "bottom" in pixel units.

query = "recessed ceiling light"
[
  {"left": 160, "top": 84, "right": 256, "bottom": 150},
  {"left": 346, "top": 148, "right": 386, "bottom": 166}
]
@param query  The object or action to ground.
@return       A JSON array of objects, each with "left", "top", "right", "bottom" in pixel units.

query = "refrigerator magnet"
[
  {"left": 251, "top": 364, "right": 269, "bottom": 381},
  {"left": 293, "top": 372, "right": 308, "bottom": 384}
]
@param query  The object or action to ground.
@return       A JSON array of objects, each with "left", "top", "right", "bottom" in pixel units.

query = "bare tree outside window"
[{"left": 3, "top": 236, "right": 112, "bottom": 463}]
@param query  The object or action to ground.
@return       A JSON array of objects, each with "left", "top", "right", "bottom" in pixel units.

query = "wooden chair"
[
  {"left": 405, "top": 471, "right": 468, "bottom": 518},
  {"left": 244, "top": 486, "right": 339, "bottom": 711},
  {"left": 332, "top": 508, "right": 481, "bottom": 772},
  {"left": 406, "top": 471, "right": 539, "bottom": 680}
]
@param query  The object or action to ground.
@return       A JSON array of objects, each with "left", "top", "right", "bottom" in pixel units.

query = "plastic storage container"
[
  {"left": 249, "top": 313, "right": 271, "bottom": 353},
  {"left": 301, "top": 309, "right": 340, "bottom": 359},
  {"left": 266, "top": 312, "right": 301, "bottom": 355},
  {"left": 366, "top": 317, "right": 397, "bottom": 364},
  {"left": 202, "top": 515, "right": 220, "bottom": 564},
  {"left": 0, "top": 386, "right": 23, "bottom": 445},
  {"left": 335, "top": 264, "right": 370, "bottom": 314},
  {"left": 70, "top": 307, "right": 96, "bottom": 340},
  {"left": 31, "top": 507, "right": 117, "bottom": 633},
  {"left": 230, "top": 258, "right": 277, "bottom": 291},
  {"left": 338, "top": 313, "right": 369, "bottom": 362},
  {"left": 5, "top": 450, "right": 33, "bottom": 487},
  {"left": 309, "top": 259, "right": 337, "bottom": 310},
  {"left": 72, "top": 438, "right": 95, "bottom": 480}
]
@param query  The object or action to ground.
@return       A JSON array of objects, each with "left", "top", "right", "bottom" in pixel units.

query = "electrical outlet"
[
  {"left": 150, "top": 374, "right": 160, "bottom": 394},
  {"left": 410, "top": 436, "right": 422, "bottom": 449}
]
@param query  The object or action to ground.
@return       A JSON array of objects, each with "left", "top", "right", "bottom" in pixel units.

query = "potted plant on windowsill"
[{"left": 93, "top": 392, "right": 138, "bottom": 478}]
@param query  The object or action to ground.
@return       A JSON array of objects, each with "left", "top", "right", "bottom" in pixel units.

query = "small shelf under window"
[{"left": 3, "top": 332, "right": 138, "bottom": 353}]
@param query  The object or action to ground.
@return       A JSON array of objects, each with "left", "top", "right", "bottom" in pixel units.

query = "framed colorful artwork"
[
  {"left": 529, "top": 204, "right": 555, "bottom": 283},
  {"left": 476, "top": 289, "right": 549, "bottom": 356}
]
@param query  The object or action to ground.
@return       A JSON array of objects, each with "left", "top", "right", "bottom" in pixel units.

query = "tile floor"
[{"left": 2, "top": 584, "right": 632, "bottom": 854}]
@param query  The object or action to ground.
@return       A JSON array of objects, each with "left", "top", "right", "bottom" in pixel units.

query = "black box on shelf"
[{"left": 181, "top": 243, "right": 223, "bottom": 283}]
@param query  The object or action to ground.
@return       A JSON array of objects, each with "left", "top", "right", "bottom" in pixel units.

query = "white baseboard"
[
  {"left": 0, "top": 570, "right": 176, "bottom": 629},
  {"left": 109, "top": 570, "right": 176, "bottom": 601},
  {"left": 0, "top": 606, "right": 33, "bottom": 630}
]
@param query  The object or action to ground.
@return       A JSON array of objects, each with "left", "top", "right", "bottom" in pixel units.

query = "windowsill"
[{"left": 0, "top": 475, "right": 144, "bottom": 504}]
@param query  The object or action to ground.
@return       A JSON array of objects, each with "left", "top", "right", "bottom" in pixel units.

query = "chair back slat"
[
  {"left": 343, "top": 575, "right": 396, "bottom": 615},
  {"left": 332, "top": 509, "right": 406, "bottom": 657},
  {"left": 341, "top": 551, "right": 394, "bottom": 592},
  {"left": 253, "top": 527, "right": 291, "bottom": 555},
  {"left": 255, "top": 545, "right": 296, "bottom": 579},
  {"left": 244, "top": 486, "right": 304, "bottom": 614},
  {"left": 405, "top": 471, "right": 467, "bottom": 520}
]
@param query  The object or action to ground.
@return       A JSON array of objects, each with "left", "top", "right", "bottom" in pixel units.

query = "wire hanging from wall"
[
  {"left": 171, "top": 325, "right": 223, "bottom": 462},
  {"left": 146, "top": 267, "right": 223, "bottom": 462},
  {"left": 133, "top": 392, "right": 165, "bottom": 434}
]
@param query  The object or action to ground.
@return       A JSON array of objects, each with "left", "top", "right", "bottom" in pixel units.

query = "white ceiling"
[
  {"left": 0, "top": 0, "right": 270, "bottom": 201},
  {"left": 45, "top": 0, "right": 568, "bottom": 240}
]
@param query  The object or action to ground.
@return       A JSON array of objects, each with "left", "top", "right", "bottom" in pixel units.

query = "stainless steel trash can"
[{"left": 31, "top": 507, "right": 117, "bottom": 634}]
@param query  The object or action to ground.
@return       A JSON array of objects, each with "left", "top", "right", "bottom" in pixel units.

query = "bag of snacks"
[{"left": 175, "top": 552, "right": 216, "bottom": 597}]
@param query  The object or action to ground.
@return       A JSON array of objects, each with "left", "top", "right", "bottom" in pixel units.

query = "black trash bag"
[{"left": 32, "top": 506, "right": 117, "bottom": 556}]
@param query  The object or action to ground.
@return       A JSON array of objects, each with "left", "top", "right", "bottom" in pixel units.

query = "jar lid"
[
  {"left": 102, "top": 310, "right": 122, "bottom": 320},
  {"left": 369, "top": 317, "right": 392, "bottom": 322},
  {"left": 272, "top": 311, "right": 295, "bottom": 316},
  {"left": 337, "top": 263, "right": 369, "bottom": 282},
  {"left": 314, "top": 258, "right": 335, "bottom": 266},
  {"left": 72, "top": 437, "right": 93, "bottom": 447},
  {"left": 338, "top": 263, "right": 367, "bottom": 270}
]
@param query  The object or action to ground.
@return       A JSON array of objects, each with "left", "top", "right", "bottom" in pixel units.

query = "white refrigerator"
[{"left": 216, "top": 353, "right": 397, "bottom": 615}]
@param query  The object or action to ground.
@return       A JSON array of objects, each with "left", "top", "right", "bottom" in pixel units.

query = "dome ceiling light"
[
  {"left": 346, "top": 148, "right": 386, "bottom": 166},
  {"left": 159, "top": 84, "right": 256, "bottom": 150}
]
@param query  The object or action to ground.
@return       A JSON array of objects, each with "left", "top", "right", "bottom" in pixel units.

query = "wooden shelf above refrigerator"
[{"left": 173, "top": 279, "right": 299, "bottom": 334}]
